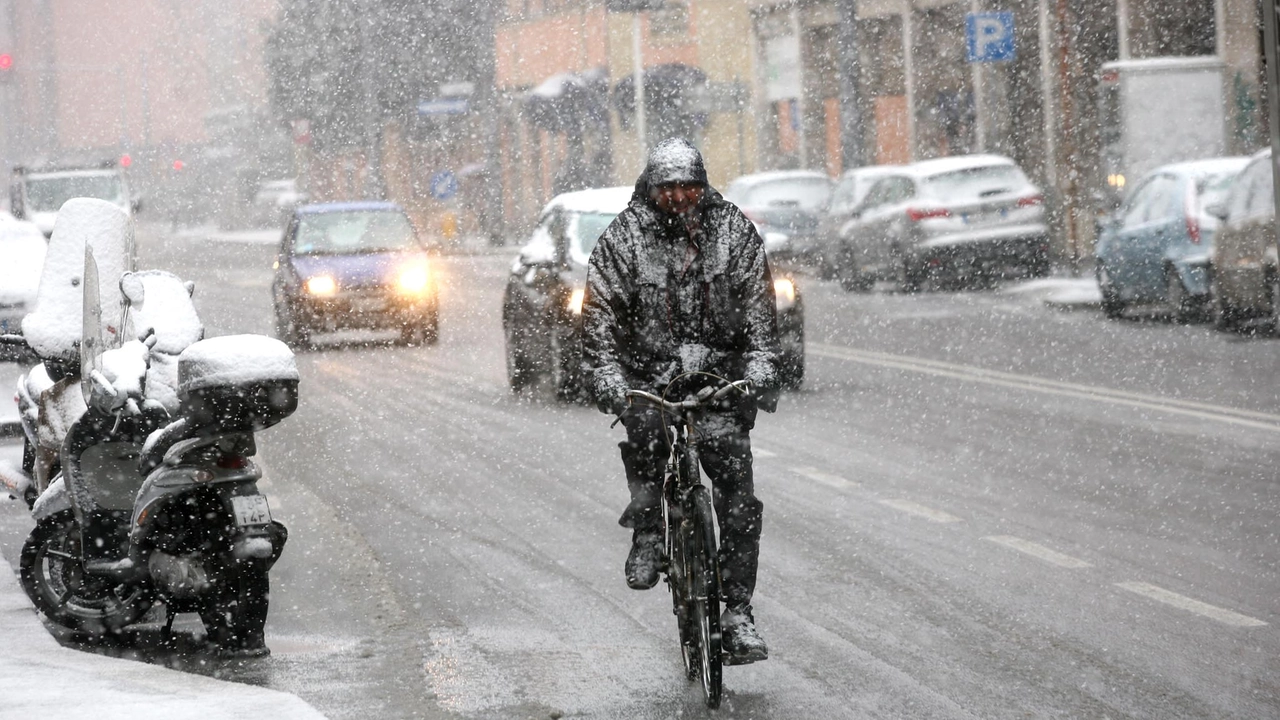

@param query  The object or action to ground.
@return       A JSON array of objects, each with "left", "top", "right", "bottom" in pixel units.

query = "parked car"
[
  {"left": 502, "top": 186, "right": 806, "bottom": 399},
  {"left": 9, "top": 161, "right": 137, "bottom": 238},
  {"left": 1208, "top": 149, "right": 1279, "bottom": 330},
  {"left": 271, "top": 202, "right": 439, "bottom": 347},
  {"left": 0, "top": 218, "right": 46, "bottom": 360},
  {"left": 723, "top": 170, "right": 833, "bottom": 267},
  {"left": 252, "top": 179, "right": 308, "bottom": 228},
  {"left": 832, "top": 154, "right": 1049, "bottom": 291},
  {"left": 817, "top": 164, "right": 900, "bottom": 278},
  {"left": 1095, "top": 156, "right": 1247, "bottom": 322}
]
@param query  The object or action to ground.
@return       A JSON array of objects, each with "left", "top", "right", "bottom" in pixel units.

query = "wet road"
[{"left": 2, "top": 225, "right": 1278, "bottom": 719}]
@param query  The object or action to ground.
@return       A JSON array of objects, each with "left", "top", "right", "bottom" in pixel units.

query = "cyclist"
[{"left": 581, "top": 137, "right": 781, "bottom": 664}]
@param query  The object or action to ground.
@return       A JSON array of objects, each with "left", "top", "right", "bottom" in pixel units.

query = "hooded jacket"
[{"left": 581, "top": 139, "right": 781, "bottom": 414}]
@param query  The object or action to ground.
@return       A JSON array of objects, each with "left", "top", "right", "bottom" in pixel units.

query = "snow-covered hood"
[{"left": 290, "top": 251, "right": 429, "bottom": 288}]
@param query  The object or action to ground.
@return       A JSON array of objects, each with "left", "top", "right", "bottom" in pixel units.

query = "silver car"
[{"left": 832, "top": 154, "right": 1050, "bottom": 291}]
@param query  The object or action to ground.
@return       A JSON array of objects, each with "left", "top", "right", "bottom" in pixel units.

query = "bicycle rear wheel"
[{"left": 685, "top": 485, "right": 722, "bottom": 708}]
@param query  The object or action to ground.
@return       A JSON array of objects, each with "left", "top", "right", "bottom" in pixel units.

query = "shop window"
[{"left": 650, "top": 1, "right": 690, "bottom": 42}]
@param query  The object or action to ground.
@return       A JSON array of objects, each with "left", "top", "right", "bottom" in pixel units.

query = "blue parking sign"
[
  {"left": 430, "top": 171, "right": 458, "bottom": 201},
  {"left": 967, "top": 12, "right": 1015, "bottom": 63}
]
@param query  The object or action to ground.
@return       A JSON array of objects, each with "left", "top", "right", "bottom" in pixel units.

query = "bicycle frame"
[{"left": 623, "top": 376, "right": 748, "bottom": 709}]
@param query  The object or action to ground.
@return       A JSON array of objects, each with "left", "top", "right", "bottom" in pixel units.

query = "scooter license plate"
[{"left": 232, "top": 495, "right": 272, "bottom": 527}]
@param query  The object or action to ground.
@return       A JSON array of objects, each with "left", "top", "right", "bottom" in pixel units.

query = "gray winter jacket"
[{"left": 581, "top": 140, "right": 781, "bottom": 415}]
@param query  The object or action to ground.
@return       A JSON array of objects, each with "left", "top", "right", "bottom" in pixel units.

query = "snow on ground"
[
  {"left": 1003, "top": 276, "right": 1102, "bottom": 308},
  {"left": 0, "top": 439, "right": 326, "bottom": 720}
]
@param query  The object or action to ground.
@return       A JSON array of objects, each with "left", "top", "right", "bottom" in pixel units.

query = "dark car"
[
  {"left": 502, "top": 187, "right": 806, "bottom": 399},
  {"left": 833, "top": 154, "right": 1049, "bottom": 291},
  {"left": 271, "top": 201, "right": 439, "bottom": 347},
  {"left": 723, "top": 171, "right": 834, "bottom": 268},
  {"left": 1095, "top": 156, "right": 1247, "bottom": 322},
  {"left": 1208, "top": 149, "right": 1278, "bottom": 331}
]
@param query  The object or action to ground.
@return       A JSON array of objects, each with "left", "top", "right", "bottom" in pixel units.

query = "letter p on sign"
[{"left": 967, "top": 12, "right": 1015, "bottom": 63}]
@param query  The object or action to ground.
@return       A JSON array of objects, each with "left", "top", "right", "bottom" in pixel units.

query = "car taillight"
[
  {"left": 217, "top": 454, "right": 249, "bottom": 469},
  {"left": 1017, "top": 194, "right": 1044, "bottom": 207},
  {"left": 1182, "top": 187, "right": 1202, "bottom": 244},
  {"left": 907, "top": 207, "right": 950, "bottom": 222}
]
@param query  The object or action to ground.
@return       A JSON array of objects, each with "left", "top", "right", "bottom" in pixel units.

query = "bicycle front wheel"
[{"left": 685, "top": 485, "right": 723, "bottom": 708}]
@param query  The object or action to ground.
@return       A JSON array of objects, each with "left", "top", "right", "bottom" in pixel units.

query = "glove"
[{"left": 596, "top": 389, "right": 628, "bottom": 417}]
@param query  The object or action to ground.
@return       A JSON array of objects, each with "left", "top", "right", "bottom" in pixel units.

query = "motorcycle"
[{"left": 18, "top": 259, "right": 299, "bottom": 656}]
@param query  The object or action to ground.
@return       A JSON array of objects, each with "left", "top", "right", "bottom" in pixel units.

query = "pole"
[
  {"left": 1261, "top": 0, "right": 1280, "bottom": 260},
  {"left": 632, "top": 12, "right": 646, "bottom": 159},
  {"left": 789, "top": 6, "right": 807, "bottom": 165},
  {"left": 1116, "top": 0, "right": 1130, "bottom": 60},
  {"left": 902, "top": 0, "right": 916, "bottom": 161},
  {"left": 1055, "top": 0, "right": 1078, "bottom": 275},
  {"left": 359, "top": 0, "right": 379, "bottom": 199},
  {"left": 836, "top": 0, "right": 864, "bottom": 170},
  {"left": 1037, "top": 0, "right": 1057, "bottom": 195},
  {"left": 970, "top": 0, "right": 986, "bottom": 152}
]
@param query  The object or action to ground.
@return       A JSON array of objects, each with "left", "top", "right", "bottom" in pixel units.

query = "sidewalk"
[
  {"left": 1002, "top": 275, "right": 1102, "bottom": 309},
  {"left": 0, "top": 433, "right": 326, "bottom": 720}
]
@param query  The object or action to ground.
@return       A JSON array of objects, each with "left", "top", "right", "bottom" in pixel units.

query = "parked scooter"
[{"left": 18, "top": 260, "right": 298, "bottom": 656}]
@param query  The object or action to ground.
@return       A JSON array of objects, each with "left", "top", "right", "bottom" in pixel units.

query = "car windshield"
[
  {"left": 25, "top": 174, "right": 125, "bottom": 212},
  {"left": 741, "top": 178, "right": 832, "bottom": 210},
  {"left": 923, "top": 165, "right": 1028, "bottom": 201},
  {"left": 570, "top": 211, "right": 616, "bottom": 263},
  {"left": 294, "top": 210, "right": 420, "bottom": 255}
]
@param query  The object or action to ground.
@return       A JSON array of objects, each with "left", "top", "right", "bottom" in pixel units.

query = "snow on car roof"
[
  {"left": 297, "top": 201, "right": 402, "bottom": 214},
  {"left": 542, "top": 186, "right": 634, "bottom": 216},
  {"left": 727, "top": 170, "right": 832, "bottom": 187},
  {"left": 1152, "top": 157, "right": 1250, "bottom": 177},
  {"left": 905, "top": 154, "right": 1018, "bottom": 178}
]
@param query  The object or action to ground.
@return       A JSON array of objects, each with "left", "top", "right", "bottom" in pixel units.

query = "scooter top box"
[{"left": 177, "top": 335, "right": 299, "bottom": 431}]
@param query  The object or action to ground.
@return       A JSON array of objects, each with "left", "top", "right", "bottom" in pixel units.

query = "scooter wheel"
[{"left": 19, "top": 512, "right": 153, "bottom": 635}]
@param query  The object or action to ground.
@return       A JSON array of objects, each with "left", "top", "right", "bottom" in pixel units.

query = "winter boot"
[
  {"left": 625, "top": 529, "right": 664, "bottom": 590},
  {"left": 722, "top": 604, "right": 769, "bottom": 665}
]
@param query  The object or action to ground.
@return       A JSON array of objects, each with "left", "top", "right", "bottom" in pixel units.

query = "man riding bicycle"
[{"left": 582, "top": 138, "right": 781, "bottom": 664}]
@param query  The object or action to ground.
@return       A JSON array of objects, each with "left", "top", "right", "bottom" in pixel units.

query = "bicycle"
[{"left": 621, "top": 374, "right": 751, "bottom": 709}]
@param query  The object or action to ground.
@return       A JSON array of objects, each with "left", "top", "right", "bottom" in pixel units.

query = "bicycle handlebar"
[{"left": 624, "top": 379, "right": 752, "bottom": 414}]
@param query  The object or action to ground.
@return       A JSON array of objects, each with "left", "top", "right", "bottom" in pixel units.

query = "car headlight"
[
  {"left": 774, "top": 278, "right": 796, "bottom": 305},
  {"left": 567, "top": 287, "right": 585, "bottom": 314},
  {"left": 395, "top": 262, "right": 431, "bottom": 296},
  {"left": 305, "top": 275, "right": 337, "bottom": 297}
]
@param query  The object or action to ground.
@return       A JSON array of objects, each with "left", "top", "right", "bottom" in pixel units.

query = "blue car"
[
  {"left": 271, "top": 202, "right": 440, "bottom": 347},
  {"left": 1096, "top": 158, "right": 1247, "bottom": 322}
]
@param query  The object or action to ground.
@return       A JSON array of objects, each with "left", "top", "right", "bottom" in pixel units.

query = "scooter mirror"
[{"left": 121, "top": 272, "right": 146, "bottom": 305}]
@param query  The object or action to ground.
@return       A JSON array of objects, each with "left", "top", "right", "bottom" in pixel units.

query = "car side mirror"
[{"left": 1205, "top": 202, "right": 1228, "bottom": 221}]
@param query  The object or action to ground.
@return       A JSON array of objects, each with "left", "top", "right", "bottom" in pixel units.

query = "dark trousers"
[{"left": 618, "top": 409, "right": 763, "bottom": 608}]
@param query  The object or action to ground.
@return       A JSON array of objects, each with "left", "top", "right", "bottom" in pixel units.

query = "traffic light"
[{"left": 0, "top": 53, "right": 13, "bottom": 83}]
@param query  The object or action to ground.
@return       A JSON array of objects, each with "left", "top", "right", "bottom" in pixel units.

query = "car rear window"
[
  {"left": 742, "top": 178, "right": 832, "bottom": 211},
  {"left": 1197, "top": 171, "right": 1239, "bottom": 210},
  {"left": 25, "top": 174, "right": 125, "bottom": 212},
  {"left": 922, "top": 165, "right": 1029, "bottom": 201},
  {"left": 294, "top": 210, "right": 420, "bottom": 255}
]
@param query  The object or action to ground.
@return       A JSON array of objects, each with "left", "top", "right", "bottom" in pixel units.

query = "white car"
[{"left": 0, "top": 218, "right": 47, "bottom": 345}]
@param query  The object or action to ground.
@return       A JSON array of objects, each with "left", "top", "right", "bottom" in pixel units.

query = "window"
[
  {"left": 650, "top": 1, "right": 690, "bottom": 40},
  {"left": 1120, "top": 178, "right": 1156, "bottom": 229}
]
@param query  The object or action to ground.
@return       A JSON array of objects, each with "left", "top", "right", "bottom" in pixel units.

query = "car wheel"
[
  {"left": 399, "top": 312, "right": 439, "bottom": 346},
  {"left": 504, "top": 325, "right": 537, "bottom": 392},
  {"left": 1166, "top": 268, "right": 1205, "bottom": 324},
  {"left": 896, "top": 257, "right": 920, "bottom": 293},
  {"left": 274, "top": 303, "right": 311, "bottom": 349},
  {"left": 1098, "top": 264, "right": 1125, "bottom": 320},
  {"left": 1270, "top": 272, "right": 1280, "bottom": 335},
  {"left": 1211, "top": 272, "right": 1239, "bottom": 331}
]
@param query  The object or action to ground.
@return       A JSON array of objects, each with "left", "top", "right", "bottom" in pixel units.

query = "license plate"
[
  {"left": 232, "top": 495, "right": 272, "bottom": 527},
  {"left": 350, "top": 296, "right": 386, "bottom": 313}
]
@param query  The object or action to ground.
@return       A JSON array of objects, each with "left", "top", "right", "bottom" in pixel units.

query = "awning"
[
  {"left": 612, "top": 63, "right": 710, "bottom": 131},
  {"left": 523, "top": 67, "right": 610, "bottom": 133}
]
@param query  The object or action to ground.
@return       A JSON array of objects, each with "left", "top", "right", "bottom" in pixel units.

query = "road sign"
[
  {"left": 430, "top": 171, "right": 458, "bottom": 201},
  {"left": 966, "top": 12, "right": 1015, "bottom": 63}
]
